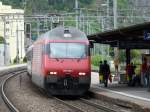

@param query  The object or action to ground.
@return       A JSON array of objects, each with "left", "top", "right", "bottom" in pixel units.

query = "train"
[{"left": 26, "top": 27, "right": 91, "bottom": 95}]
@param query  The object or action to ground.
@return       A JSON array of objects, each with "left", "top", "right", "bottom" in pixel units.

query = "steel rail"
[
  {"left": 0, "top": 68, "right": 26, "bottom": 77},
  {"left": 1, "top": 70, "right": 26, "bottom": 112},
  {"left": 53, "top": 97, "right": 86, "bottom": 112},
  {"left": 80, "top": 98, "right": 117, "bottom": 112}
]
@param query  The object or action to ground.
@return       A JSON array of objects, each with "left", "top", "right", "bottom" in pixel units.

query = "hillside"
[{"left": 0, "top": 0, "right": 95, "bottom": 15}]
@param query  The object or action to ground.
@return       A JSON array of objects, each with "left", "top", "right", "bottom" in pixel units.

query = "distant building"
[{"left": 0, "top": 2, "right": 25, "bottom": 65}]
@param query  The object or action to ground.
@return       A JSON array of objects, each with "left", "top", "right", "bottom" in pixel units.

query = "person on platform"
[
  {"left": 146, "top": 63, "right": 150, "bottom": 91},
  {"left": 99, "top": 61, "right": 103, "bottom": 84},
  {"left": 114, "top": 58, "right": 119, "bottom": 75},
  {"left": 141, "top": 58, "right": 148, "bottom": 87},
  {"left": 102, "top": 60, "right": 110, "bottom": 87},
  {"left": 126, "top": 63, "right": 135, "bottom": 86},
  {"left": 131, "top": 65, "right": 141, "bottom": 87}
]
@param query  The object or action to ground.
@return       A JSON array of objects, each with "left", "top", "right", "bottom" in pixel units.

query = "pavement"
[{"left": 90, "top": 72, "right": 150, "bottom": 111}]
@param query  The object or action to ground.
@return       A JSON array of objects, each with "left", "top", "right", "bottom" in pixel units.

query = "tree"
[{"left": 0, "top": 36, "right": 5, "bottom": 44}]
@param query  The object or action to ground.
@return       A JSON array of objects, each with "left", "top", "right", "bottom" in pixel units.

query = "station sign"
[{"left": 144, "top": 31, "right": 150, "bottom": 40}]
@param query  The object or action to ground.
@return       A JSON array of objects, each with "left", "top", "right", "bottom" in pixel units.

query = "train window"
[{"left": 49, "top": 43, "right": 87, "bottom": 59}]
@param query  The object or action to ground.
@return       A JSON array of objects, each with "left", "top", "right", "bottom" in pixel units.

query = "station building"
[{"left": 0, "top": 2, "right": 25, "bottom": 65}]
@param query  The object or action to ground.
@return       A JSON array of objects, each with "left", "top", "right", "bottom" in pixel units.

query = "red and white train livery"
[{"left": 26, "top": 27, "right": 91, "bottom": 95}]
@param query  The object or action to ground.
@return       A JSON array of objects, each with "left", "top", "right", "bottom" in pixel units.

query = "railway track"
[
  {"left": 79, "top": 98, "right": 117, "bottom": 112},
  {"left": 52, "top": 96, "right": 120, "bottom": 112},
  {"left": 1, "top": 70, "right": 26, "bottom": 112},
  {"left": 1, "top": 70, "right": 132, "bottom": 112},
  {"left": 53, "top": 97, "right": 86, "bottom": 112}
]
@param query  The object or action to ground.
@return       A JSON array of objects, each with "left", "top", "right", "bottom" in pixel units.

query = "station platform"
[
  {"left": 0, "top": 64, "right": 26, "bottom": 72},
  {"left": 90, "top": 72, "right": 150, "bottom": 112}
]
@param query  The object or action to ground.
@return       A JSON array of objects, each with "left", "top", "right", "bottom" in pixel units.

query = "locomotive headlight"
[
  {"left": 50, "top": 72, "right": 57, "bottom": 75},
  {"left": 79, "top": 72, "right": 86, "bottom": 76}
]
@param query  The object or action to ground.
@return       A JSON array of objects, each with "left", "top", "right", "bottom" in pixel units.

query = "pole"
[
  {"left": 107, "top": 0, "right": 109, "bottom": 18},
  {"left": 113, "top": 0, "right": 117, "bottom": 29},
  {"left": 126, "top": 48, "right": 131, "bottom": 65},
  {"left": 3, "top": 16, "right": 6, "bottom": 65},
  {"left": 37, "top": 19, "right": 40, "bottom": 38},
  {"left": 16, "top": 23, "right": 19, "bottom": 63},
  {"left": 113, "top": 0, "right": 119, "bottom": 75},
  {"left": 107, "top": 0, "right": 110, "bottom": 56},
  {"left": 75, "top": 0, "right": 79, "bottom": 28},
  {"left": 106, "top": 0, "right": 109, "bottom": 30},
  {"left": 21, "top": 30, "right": 22, "bottom": 59}
]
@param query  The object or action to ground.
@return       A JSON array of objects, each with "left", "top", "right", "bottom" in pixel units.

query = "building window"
[{"left": 6, "top": 21, "right": 9, "bottom": 24}]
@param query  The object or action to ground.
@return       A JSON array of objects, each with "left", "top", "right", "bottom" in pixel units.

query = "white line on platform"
[{"left": 93, "top": 86, "right": 150, "bottom": 102}]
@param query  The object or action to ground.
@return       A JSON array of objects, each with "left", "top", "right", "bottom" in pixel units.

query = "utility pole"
[
  {"left": 113, "top": 0, "right": 117, "bottom": 29},
  {"left": 107, "top": 0, "right": 110, "bottom": 56},
  {"left": 107, "top": 0, "right": 109, "bottom": 18},
  {"left": 106, "top": 0, "right": 110, "bottom": 30},
  {"left": 21, "top": 30, "right": 23, "bottom": 59},
  {"left": 113, "top": 0, "right": 119, "bottom": 75},
  {"left": 37, "top": 19, "right": 40, "bottom": 38},
  {"left": 75, "top": 0, "right": 79, "bottom": 28},
  {"left": 16, "top": 22, "right": 19, "bottom": 63},
  {"left": 3, "top": 16, "right": 6, "bottom": 65}
]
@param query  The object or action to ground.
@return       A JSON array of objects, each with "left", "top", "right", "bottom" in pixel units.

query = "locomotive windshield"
[{"left": 49, "top": 43, "right": 87, "bottom": 58}]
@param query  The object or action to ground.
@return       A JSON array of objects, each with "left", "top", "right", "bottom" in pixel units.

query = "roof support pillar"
[{"left": 126, "top": 48, "right": 131, "bottom": 65}]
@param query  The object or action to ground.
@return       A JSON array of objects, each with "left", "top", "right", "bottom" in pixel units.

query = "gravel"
[{"left": 4, "top": 73, "right": 75, "bottom": 112}]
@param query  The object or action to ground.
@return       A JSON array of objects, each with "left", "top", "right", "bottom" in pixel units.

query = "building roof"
[{"left": 88, "top": 22, "right": 150, "bottom": 49}]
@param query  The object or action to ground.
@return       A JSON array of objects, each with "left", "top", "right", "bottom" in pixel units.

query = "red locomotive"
[{"left": 26, "top": 27, "right": 91, "bottom": 95}]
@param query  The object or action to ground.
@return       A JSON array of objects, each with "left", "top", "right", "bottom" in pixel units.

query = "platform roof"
[{"left": 88, "top": 22, "right": 150, "bottom": 49}]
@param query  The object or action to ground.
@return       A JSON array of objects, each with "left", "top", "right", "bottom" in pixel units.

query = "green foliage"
[
  {"left": 109, "top": 47, "right": 114, "bottom": 57},
  {"left": 131, "top": 50, "right": 141, "bottom": 59},
  {"left": 48, "top": 0, "right": 95, "bottom": 11},
  {"left": 91, "top": 54, "right": 106, "bottom": 67},
  {"left": 64, "top": 16, "right": 76, "bottom": 27},
  {"left": 0, "top": 0, "right": 23, "bottom": 8},
  {"left": 23, "top": 56, "right": 27, "bottom": 62},
  {"left": 0, "top": 36, "right": 5, "bottom": 43},
  {"left": 119, "top": 50, "right": 126, "bottom": 63},
  {"left": 13, "top": 56, "right": 20, "bottom": 64},
  {"left": 13, "top": 57, "right": 17, "bottom": 64},
  {"left": 90, "top": 20, "right": 101, "bottom": 33},
  {"left": 118, "top": 49, "right": 141, "bottom": 64},
  {"left": 117, "top": 0, "right": 128, "bottom": 9},
  {"left": 131, "top": 50, "right": 141, "bottom": 64},
  {"left": 25, "top": 0, "right": 50, "bottom": 14}
]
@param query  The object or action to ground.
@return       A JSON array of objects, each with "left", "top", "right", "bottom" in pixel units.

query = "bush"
[
  {"left": 23, "top": 56, "right": 27, "bottom": 62},
  {"left": 13, "top": 57, "right": 17, "bottom": 64},
  {"left": 13, "top": 56, "right": 20, "bottom": 64}
]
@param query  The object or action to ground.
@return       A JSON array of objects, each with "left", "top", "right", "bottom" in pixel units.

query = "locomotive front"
[{"left": 43, "top": 27, "right": 91, "bottom": 95}]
